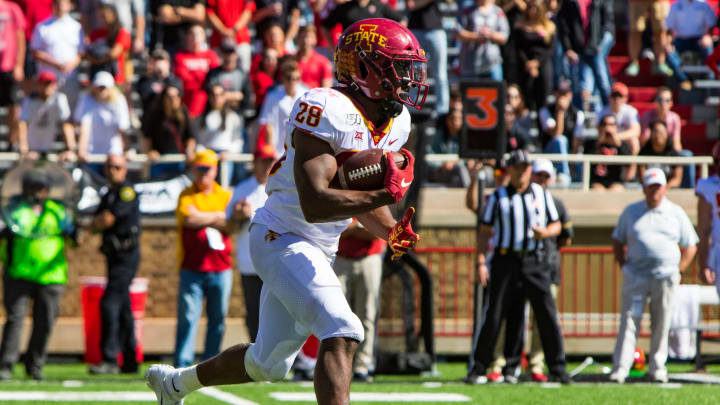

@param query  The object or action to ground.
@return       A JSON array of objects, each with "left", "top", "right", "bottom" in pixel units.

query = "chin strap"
[{"left": 380, "top": 97, "right": 403, "bottom": 118}]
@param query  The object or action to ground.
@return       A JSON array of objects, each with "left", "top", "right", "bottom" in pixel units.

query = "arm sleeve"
[
  {"left": 57, "top": 93, "right": 71, "bottom": 121},
  {"left": 175, "top": 191, "right": 192, "bottom": 226},
  {"left": 226, "top": 186, "right": 240, "bottom": 219},
  {"left": 544, "top": 189, "right": 560, "bottom": 223},
  {"left": 481, "top": 192, "right": 497, "bottom": 225},
  {"left": 573, "top": 110, "right": 585, "bottom": 140},
  {"left": 538, "top": 107, "right": 553, "bottom": 131},
  {"left": 287, "top": 89, "right": 339, "bottom": 151},
  {"left": 19, "top": 98, "right": 30, "bottom": 122},
  {"left": 556, "top": 197, "right": 574, "bottom": 239},
  {"left": 497, "top": 11, "right": 510, "bottom": 40},
  {"left": 29, "top": 24, "right": 43, "bottom": 52},
  {"left": 612, "top": 208, "right": 628, "bottom": 243},
  {"left": 115, "top": 96, "right": 131, "bottom": 132},
  {"left": 678, "top": 209, "right": 700, "bottom": 248},
  {"left": 666, "top": 6, "right": 677, "bottom": 32}
]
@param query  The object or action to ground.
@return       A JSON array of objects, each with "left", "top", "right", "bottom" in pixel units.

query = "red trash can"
[{"left": 80, "top": 277, "right": 148, "bottom": 365}]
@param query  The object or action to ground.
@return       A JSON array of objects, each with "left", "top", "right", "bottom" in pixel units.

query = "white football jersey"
[{"left": 252, "top": 87, "right": 411, "bottom": 254}]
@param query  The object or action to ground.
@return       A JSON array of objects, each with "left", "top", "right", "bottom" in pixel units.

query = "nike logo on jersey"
[
  {"left": 401, "top": 179, "right": 412, "bottom": 188},
  {"left": 388, "top": 139, "right": 398, "bottom": 145}
]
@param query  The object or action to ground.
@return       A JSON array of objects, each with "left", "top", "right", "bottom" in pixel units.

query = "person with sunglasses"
[
  {"left": 590, "top": 114, "right": 633, "bottom": 191},
  {"left": 639, "top": 87, "right": 682, "bottom": 151},
  {"left": 89, "top": 154, "right": 141, "bottom": 375}
]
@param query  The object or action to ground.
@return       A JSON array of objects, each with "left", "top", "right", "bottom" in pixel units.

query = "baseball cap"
[
  {"left": 532, "top": 158, "right": 554, "bottom": 176},
  {"left": 193, "top": 149, "right": 218, "bottom": 168},
  {"left": 507, "top": 149, "right": 531, "bottom": 167},
  {"left": 643, "top": 168, "right": 667, "bottom": 187},
  {"left": 92, "top": 71, "right": 115, "bottom": 88},
  {"left": 254, "top": 134, "right": 276, "bottom": 160},
  {"left": 37, "top": 71, "right": 57, "bottom": 83},
  {"left": 220, "top": 37, "right": 237, "bottom": 53},
  {"left": 611, "top": 82, "right": 628, "bottom": 97},
  {"left": 150, "top": 48, "right": 170, "bottom": 61}
]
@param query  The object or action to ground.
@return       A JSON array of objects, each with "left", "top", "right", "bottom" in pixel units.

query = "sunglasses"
[
  {"left": 195, "top": 166, "right": 211, "bottom": 173},
  {"left": 657, "top": 97, "right": 672, "bottom": 103},
  {"left": 599, "top": 121, "right": 617, "bottom": 127},
  {"left": 106, "top": 164, "right": 124, "bottom": 170},
  {"left": 610, "top": 92, "right": 624, "bottom": 98}
]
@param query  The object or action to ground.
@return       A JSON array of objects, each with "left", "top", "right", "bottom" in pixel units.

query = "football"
[{"left": 332, "top": 149, "right": 408, "bottom": 190}]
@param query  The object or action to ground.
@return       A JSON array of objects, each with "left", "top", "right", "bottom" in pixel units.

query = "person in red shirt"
[
  {"left": 8, "top": 0, "right": 51, "bottom": 42},
  {"left": 249, "top": 22, "right": 287, "bottom": 78},
  {"left": 0, "top": 0, "right": 26, "bottom": 151},
  {"left": 86, "top": 3, "right": 132, "bottom": 86},
  {"left": 295, "top": 25, "right": 332, "bottom": 89},
  {"left": 174, "top": 24, "right": 221, "bottom": 117},
  {"left": 250, "top": 47, "right": 279, "bottom": 109},
  {"left": 206, "top": 0, "right": 255, "bottom": 73}
]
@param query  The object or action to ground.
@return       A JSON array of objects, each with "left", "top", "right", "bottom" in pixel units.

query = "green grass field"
[{"left": 0, "top": 361, "right": 718, "bottom": 404}]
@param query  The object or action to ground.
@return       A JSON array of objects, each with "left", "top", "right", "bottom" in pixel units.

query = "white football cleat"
[{"left": 145, "top": 364, "right": 185, "bottom": 405}]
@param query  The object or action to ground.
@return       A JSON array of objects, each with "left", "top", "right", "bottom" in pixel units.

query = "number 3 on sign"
[
  {"left": 295, "top": 102, "right": 323, "bottom": 127},
  {"left": 465, "top": 88, "right": 498, "bottom": 130}
]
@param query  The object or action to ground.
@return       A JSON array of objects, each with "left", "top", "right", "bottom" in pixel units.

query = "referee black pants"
[
  {"left": 100, "top": 249, "right": 139, "bottom": 370},
  {"left": 471, "top": 252, "right": 567, "bottom": 376}
]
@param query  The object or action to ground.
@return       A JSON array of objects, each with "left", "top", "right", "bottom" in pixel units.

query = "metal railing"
[
  {"left": 2, "top": 152, "right": 709, "bottom": 190},
  {"left": 426, "top": 153, "right": 714, "bottom": 191}
]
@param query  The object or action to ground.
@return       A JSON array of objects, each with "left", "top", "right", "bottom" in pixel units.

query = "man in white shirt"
[
  {"left": 226, "top": 141, "right": 276, "bottom": 343},
  {"left": 258, "top": 61, "right": 308, "bottom": 156},
  {"left": 74, "top": 71, "right": 130, "bottom": 162},
  {"left": 30, "top": 0, "right": 85, "bottom": 110},
  {"left": 610, "top": 168, "right": 698, "bottom": 384},
  {"left": 18, "top": 71, "right": 75, "bottom": 161}
]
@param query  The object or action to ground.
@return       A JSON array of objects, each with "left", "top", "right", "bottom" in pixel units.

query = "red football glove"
[
  {"left": 384, "top": 148, "right": 415, "bottom": 203},
  {"left": 388, "top": 207, "right": 421, "bottom": 260}
]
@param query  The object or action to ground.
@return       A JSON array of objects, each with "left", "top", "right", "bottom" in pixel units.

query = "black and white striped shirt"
[{"left": 482, "top": 183, "right": 560, "bottom": 253}]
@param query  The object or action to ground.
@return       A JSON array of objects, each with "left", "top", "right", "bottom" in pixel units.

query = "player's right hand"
[
  {"left": 477, "top": 263, "right": 489, "bottom": 287},
  {"left": 702, "top": 267, "right": 716, "bottom": 285},
  {"left": 384, "top": 148, "right": 415, "bottom": 203}
]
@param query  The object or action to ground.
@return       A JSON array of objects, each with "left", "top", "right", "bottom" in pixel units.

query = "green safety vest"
[{"left": 1, "top": 199, "right": 70, "bottom": 285}]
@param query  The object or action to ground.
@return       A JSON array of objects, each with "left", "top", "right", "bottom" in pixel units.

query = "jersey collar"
[{"left": 336, "top": 87, "right": 394, "bottom": 145}]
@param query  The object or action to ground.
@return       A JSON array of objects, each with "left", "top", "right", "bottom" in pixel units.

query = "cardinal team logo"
[{"left": 343, "top": 24, "right": 388, "bottom": 52}]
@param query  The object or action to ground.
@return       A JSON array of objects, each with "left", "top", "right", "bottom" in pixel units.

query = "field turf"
[{"left": 0, "top": 361, "right": 718, "bottom": 404}]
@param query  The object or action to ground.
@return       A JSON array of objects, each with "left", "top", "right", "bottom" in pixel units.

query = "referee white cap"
[
  {"left": 532, "top": 159, "right": 555, "bottom": 176},
  {"left": 643, "top": 168, "right": 667, "bottom": 186}
]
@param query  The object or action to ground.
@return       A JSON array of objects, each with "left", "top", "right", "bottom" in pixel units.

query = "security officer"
[
  {"left": 89, "top": 154, "right": 141, "bottom": 375},
  {"left": 464, "top": 150, "right": 571, "bottom": 384}
]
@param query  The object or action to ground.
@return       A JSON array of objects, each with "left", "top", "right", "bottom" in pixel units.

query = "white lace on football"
[{"left": 348, "top": 163, "right": 382, "bottom": 182}]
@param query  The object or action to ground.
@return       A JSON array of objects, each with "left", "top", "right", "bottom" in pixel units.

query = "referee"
[{"left": 464, "top": 150, "right": 571, "bottom": 384}]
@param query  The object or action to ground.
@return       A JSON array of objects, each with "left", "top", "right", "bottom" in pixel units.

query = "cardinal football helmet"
[{"left": 334, "top": 18, "right": 429, "bottom": 115}]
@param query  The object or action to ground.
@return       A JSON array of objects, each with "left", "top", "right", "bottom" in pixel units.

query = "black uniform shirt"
[{"left": 97, "top": 180, "right": 141, "bottom": 242}]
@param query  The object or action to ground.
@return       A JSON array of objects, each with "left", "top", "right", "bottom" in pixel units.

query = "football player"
[
  {"left": 698, "top": 142, "right": 720, "bottom": 297},
  {"left": 145, "top": 18, "right": 427, "bottom": 405}
]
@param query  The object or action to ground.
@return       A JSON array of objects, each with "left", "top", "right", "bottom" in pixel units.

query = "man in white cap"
[{"left": 609, "top": 168, "right": 698, "bottom": 384}]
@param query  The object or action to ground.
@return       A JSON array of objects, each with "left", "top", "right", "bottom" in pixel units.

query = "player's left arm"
[
  {"left": 357, "top": 206, "right": 420, "bottom": 260},
  {"left": 294, "top": 129, "right": 395, "bottom": 223}
]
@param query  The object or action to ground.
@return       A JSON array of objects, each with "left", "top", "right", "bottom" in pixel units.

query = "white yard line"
[
  {"left": 0, "top": 391, "right": 156, "bottom": 401},
  {"left": 199, "top": 387, "right": 260, "bottom": 405},
  {"left": 270, "top": 392, "right": 471, "bottom": 402}
]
